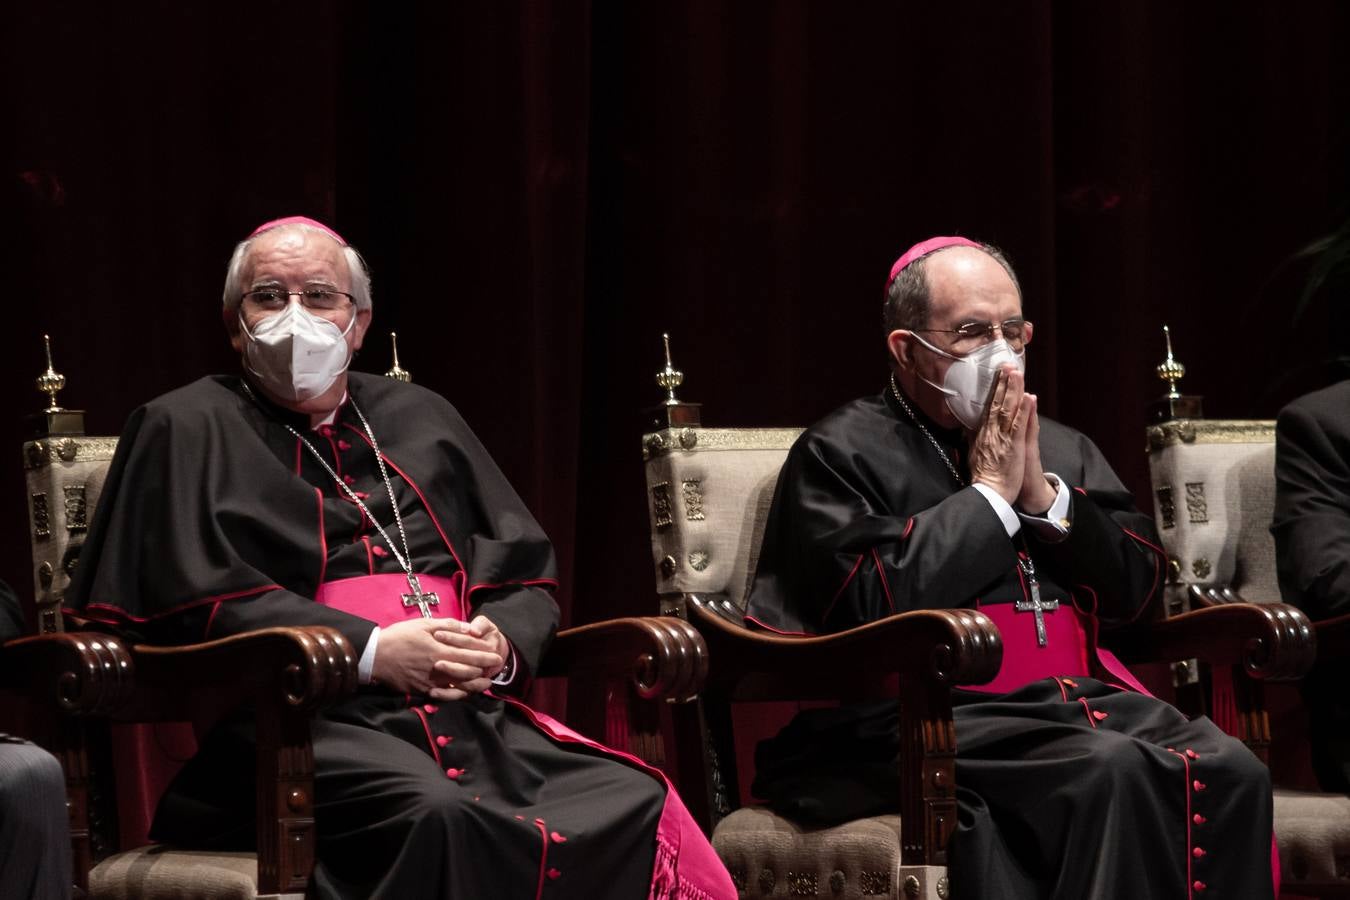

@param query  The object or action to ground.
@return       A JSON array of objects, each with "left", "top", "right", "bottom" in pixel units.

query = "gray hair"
[
  {"left": 883, "top": 241, "right": 1020, "bottom": 335},
  {"left": 222, "top": 222, "right": 372, "bottom": 314}
]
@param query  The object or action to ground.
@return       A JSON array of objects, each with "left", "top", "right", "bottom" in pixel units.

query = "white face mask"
[
  {"left": 240, "top": 302, "right": 356, "bottom": 403},
  {"left": 909, "top": 333, "right": 1026, "bottom": 430}
]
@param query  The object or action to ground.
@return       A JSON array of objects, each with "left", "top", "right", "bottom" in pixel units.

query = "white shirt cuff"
[
  {"left": 357, "top": 626, "right": 380, "bottom": 685},
  {"left": 491, "top": 644, "right": 518, "bottom": 686},
  {"left": 1017, "top": 472, "right": 1073, "bottom": 542},
  {"left": 971, "top": 483, "right": 1021, "bottom": 538}
]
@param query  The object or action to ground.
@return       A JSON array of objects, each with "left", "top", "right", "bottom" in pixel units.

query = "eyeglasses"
[
  {"left": 241, "top": 289, "right": 355, "bottom": 314},
  {"left": 913, "top": 317, "right": 1030, "bottom": 351}
]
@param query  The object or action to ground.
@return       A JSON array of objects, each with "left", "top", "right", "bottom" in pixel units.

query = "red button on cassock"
[
  {"left": 337, "top": 439, "right": 352, "bottom": 451},
  {"left": 423, "top": 704, "right": 437, "bottom": 714},
  {"left": 1185, "top": 748, "right": 1199, "bottom": 759},
  {"left": 1193, "top": 881, "right": 1206, "bottom": 892},
  {"left": 1193, "top": 847, "right": 1206, "bottom": 858},
  {"left": 1193, "top": 814, "right": 1207, "bottom": 825},
  {"left": 436, "top": 735, "right": 450, "bottom": 747},
  {"left": 1193, "top": 780, "right": 1206, "bottom": 792},
  {"left": 445, "top": 768, "right": 463, "bottom": 780}
]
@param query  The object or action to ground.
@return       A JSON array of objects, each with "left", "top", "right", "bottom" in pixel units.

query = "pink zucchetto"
[
  {"left": 886, "top": 236, "right": 981, "bottom": 288},
  {"left": 248, "top": 215, "right": 348, "bottom": 247}
]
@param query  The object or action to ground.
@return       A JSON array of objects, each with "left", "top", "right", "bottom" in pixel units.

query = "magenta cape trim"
[
  {"left": 502, "top": 698, "right": 736, "bottom": 899},
  {"left": 963, "top": 602, "right": 1150, "bottom": 696},
  {"left": 317, "top": 574, "right": 734, "bottom": 896},
  {"left": 314, "top": 573, "right": 467, "bottom": 625},
  {"left": 248, "top": 215, "right": 348, "bottom": 247},
  {"left": 886, "top": 235, "right": 981, "bottom": 287}
]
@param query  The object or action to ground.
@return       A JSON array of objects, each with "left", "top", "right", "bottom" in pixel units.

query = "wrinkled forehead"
[
  {"left": 243, "top": 226, "right": 350, "bottom": 286},
  {"left": 924, "top": 247, "right": 1022, "bottom": 324}
]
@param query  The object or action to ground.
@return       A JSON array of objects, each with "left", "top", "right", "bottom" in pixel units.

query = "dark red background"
[{"left": 6, "top": 1, "right": 1350, "bottom": 632}]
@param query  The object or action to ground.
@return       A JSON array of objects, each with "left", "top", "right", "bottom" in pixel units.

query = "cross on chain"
[
  {"left": 1014, "top": 554, "right": 1058, "bottom": 646},
  {"left": 401, "top": 574, "right": 440, "bottom": 618}
]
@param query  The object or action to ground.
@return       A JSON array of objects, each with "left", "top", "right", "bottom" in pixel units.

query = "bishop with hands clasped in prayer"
[{"left": 746, "top": 236, "right": 1278, "bottom": 899}]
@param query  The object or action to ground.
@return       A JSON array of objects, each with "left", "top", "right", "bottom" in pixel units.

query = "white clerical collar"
[{"left": 311, "top": 391, "right": 350, "bottom": 431}]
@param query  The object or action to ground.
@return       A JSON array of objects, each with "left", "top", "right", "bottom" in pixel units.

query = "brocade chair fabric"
[
  {"left": 1146, "top": 418, "right": 1350, "bottom": 897},
  {"left": 645, "top": 425, "right": 978, "bottom": 900}
]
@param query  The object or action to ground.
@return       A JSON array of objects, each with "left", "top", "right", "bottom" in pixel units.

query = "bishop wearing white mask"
[
  {"left": 744, "top": 237, "right": 1279, "bottom": 899},
  {"left": 68, "top": 216, "right": 735, "bottom": 899}
]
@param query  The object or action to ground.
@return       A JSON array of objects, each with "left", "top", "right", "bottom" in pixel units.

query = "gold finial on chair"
[
  {"left": 385, "top": 332, "right": 412, "bottom": 383},
  {"left": 655, "top": 333, "right": 684, "bottom": 406},
  {"left": 1156, "top": 325, "right": 1186, "bottom": 401},
  {"left": 36, "top": 334, "right": 66, "bottom": 412}
]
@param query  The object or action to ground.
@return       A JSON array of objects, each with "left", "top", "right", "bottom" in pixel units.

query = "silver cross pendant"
[
  {"left": 1014, "top": 555, "right": 1058, "bottom": 646},
  {"left": 401, "top": 573, "right": 440, "bottom": 618}
]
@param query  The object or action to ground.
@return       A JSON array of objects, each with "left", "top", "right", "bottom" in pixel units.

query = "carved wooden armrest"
[
  {"left": 1107, "top": 602, "right": 1315, "bottom": 682},
  {"left": 686, "top": 602, "right": 1003, "bottom": 696},
  {"left": 1, "top": 632, "right": 134, "bottom": 715},
  {"left": 540, "top": 616, "right": 707, "bottom": 703},
  {"left": 114, "top": 626, "right": 358, "bottom": 723}
]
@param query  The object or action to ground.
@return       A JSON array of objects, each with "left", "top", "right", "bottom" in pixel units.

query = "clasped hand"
[
  {"left": 371, "top": 615, "right": 508, "bottom": 701},
  {"left": 967, "top": 366, "right": 1057, "bottom": 514}
]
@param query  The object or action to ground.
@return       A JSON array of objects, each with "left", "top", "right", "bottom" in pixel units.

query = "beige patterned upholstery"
[
  {"left": 1145, "top": 419, "right": 1280, "bottom": 612},
  {"left": 643, "top": 427, "right": 803, "bottom": 613},
  {"left": 644, "top": 426, "right": 946, "bottom": 900},
  {"left": 22, "top": 433, "right": 293, "bottom": 898},
  {"left": 1146, "top": 418, "right": 1350, "bottom": 894},
  {"left": 23, "top": 434, "right": 119, "bottom": 634}
]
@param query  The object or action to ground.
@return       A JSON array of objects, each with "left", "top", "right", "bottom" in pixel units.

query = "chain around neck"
[
  {"left": 889, "top": 374, "right": 965, "bottom": 486},
  {"left": 241, "top": 382, "right": 416, "bottom": 577}
]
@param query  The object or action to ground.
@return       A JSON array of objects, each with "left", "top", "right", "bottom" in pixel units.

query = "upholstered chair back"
[
  {"left": 1144, "top": 419, "right": 1279, "bottom": 613},
  {"left": 23, "top": 434, "right": 118, "bottom": 633},
  {"left": 642, "top": 426, "right": 803, "bottom": 617}
]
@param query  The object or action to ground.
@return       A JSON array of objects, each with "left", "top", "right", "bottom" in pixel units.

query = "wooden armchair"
[
  {"left": 644, "top": 344, "right": 1314, "bottom": 900},
  {"left": 5, "top": 349, "right": 709, "bottom": 899},
  {"left": 1142, "top": 384, "right": 1349, "bottom": 896}
]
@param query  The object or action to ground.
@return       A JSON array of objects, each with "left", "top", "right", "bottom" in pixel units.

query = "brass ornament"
[
  {"left": 681, "top": 480, "right": 705, "bottom": 521},
  {"left": 31, "top": 492, "right": 50, "bottom": 539},
  {"left": 1156, "top": 324, "right": 1186, "bottom": 400},
  {"left": 56, "top": 438, "right": 78, "bottom": 462},
  {"left": 64, "top": 484, "right": 88, "bottom": 533},
  {"left": 384, "top": 332, "right": 412, "bottom": 383},
  {"left": 678, "top": 427, "right": 697, "bottom": 449},
  {"left": 651, "top": 482, "right": 673, "bottom": 530},
  {"left": 688, "top": 550, "right": 710, "bottom": 571},
  {"left": 1192, "top": 558, "right": 1212, "bottom": 579},
  {"left": 641, "top": 426, "right": 803, "bottom": 460},
  {"left": 1184, "top": 482, "right": 1209, "bottom": 524},
  {"left": 25, "top": 441, "right": 48, "bottom": 469},
  {"left": 936, "top": 876, "right": 950, "bottom": 899},
  {"left": 787, "top": 871, "right": 817, "bottom": 896},
  {"left": 1146, "top": 419, "right": 1275, "bottom": 452},
  {"left": 660, "top": 555, "right": 677, "bottom": 578},
  {"left": 37, "top": 561, "right": 53, "bottom": 589},
  {"left": 36, "top": 334, "right": 66, "bottom": 412},
  {"left": 902, "top": 874, "right": 920, "bottom": 897},
  {"left": 655, "top": 333, "right": 684, "bottom": 406},
  {"left": 1167, "top": 555, "right": 1183, "bottom": 584},
  {"left": 1156, "top": 485, "right": 1176, "bottom": 530}
]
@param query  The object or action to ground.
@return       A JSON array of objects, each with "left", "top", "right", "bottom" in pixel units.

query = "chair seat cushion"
[
  {"left": 712, "top": 806, "right": 902, "bottom": 899},
  {"left": 89, "top": 846, "right": 258, "bottom": 900},
  {"left": 1275, "top": 787, "right": 1350, "bottom": 886}
]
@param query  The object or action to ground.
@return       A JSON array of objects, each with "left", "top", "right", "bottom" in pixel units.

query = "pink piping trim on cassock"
[
  {"left": 498, "top": 697, "right": 737, "bottom": 900},
  {"left": 1072, "top": 584, "right": 1099, "bottom": 617},
  {"left": 1122, "top": 529, "right": 1163, "bottom": 625},
  {"left": 294, "top": 437, "right": 303, "bottom": 476},
  {"left": 901, "top": 517, "right": 915, "bottom": 540},
  {"left": 742, "top": 614, "right": 812, "bottom": 636},
  {"left": 871, "top": 549, "right": 895, "bottom": 613},
  {"left": 1054, "top": 676, "right": 1071, "bottom": 702},
  {"left": 532, "top": 819, "right": 551, "bottom": 900},
  {"left": 361, "top": 537, "right": 375, "bottom": 575},
  {"left": 314, "top": 488, "right": 328, "bottom": 587},
  {"left": 341, "top": 424, "right": 467, "bottom": 574},
  {"left": 1165, "top": 749, "right": 1195, "bottom": 899},
  {"left": 466, "top": 578, "right": 561, "bottom": 600},
  {"left": 203, "top": 601, "right": 223, "bottom": 639},
  {"left": 1077, "top": 697, "right": 1098, "bottom": 729},
  {"left": 818, "top": 553, "right": 867, "bottom": 626},
  {"left": 78, "top": 584, "right": 283, "bottom": 624},
  {"left": 412, "top": 706, "right": 443, "bottom": 768}
]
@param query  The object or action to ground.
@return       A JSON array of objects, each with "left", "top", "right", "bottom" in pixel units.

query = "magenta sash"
[
  {"left": 965, "top": 601, "right": 1150, "bottom": 696},
  {"left": 313, "top": 573, "right": 467, "bottom": 626}
]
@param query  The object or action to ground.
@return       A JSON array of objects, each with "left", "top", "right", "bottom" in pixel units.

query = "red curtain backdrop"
[{"left": 5, "top": 1, "right": 1349, "bottom": 629}]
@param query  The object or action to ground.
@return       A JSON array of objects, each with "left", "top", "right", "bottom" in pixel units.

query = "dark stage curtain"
[{"left": 6, "top": 1, "right": 1350, "bottom": 637}]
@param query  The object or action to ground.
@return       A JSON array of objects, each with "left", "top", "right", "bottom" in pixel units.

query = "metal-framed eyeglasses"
[
  {"left": 241, "top": 289, "right": 355, "bottom": 315},
  {"left": 912, "top": 317, "right": 1030, "bottom": 352}
]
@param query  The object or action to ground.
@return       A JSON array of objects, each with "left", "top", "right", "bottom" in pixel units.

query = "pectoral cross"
[
  {"left": 1014, "top": 554, "right": 1058, "bottom": 646},
  {"left": 402, "top": 574, "right": 440, "bottom": 618}
]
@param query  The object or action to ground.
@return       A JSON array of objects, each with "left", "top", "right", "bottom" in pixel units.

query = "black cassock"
[
  {"left": 745, "top": 388, "right": 1274, "bottom": 900},
  {"left": 1273, "top": 379, "right": 1350, "bottom": 792},
  {"left": 69, "top": 373, "right": 731, "bottom": 900}
]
